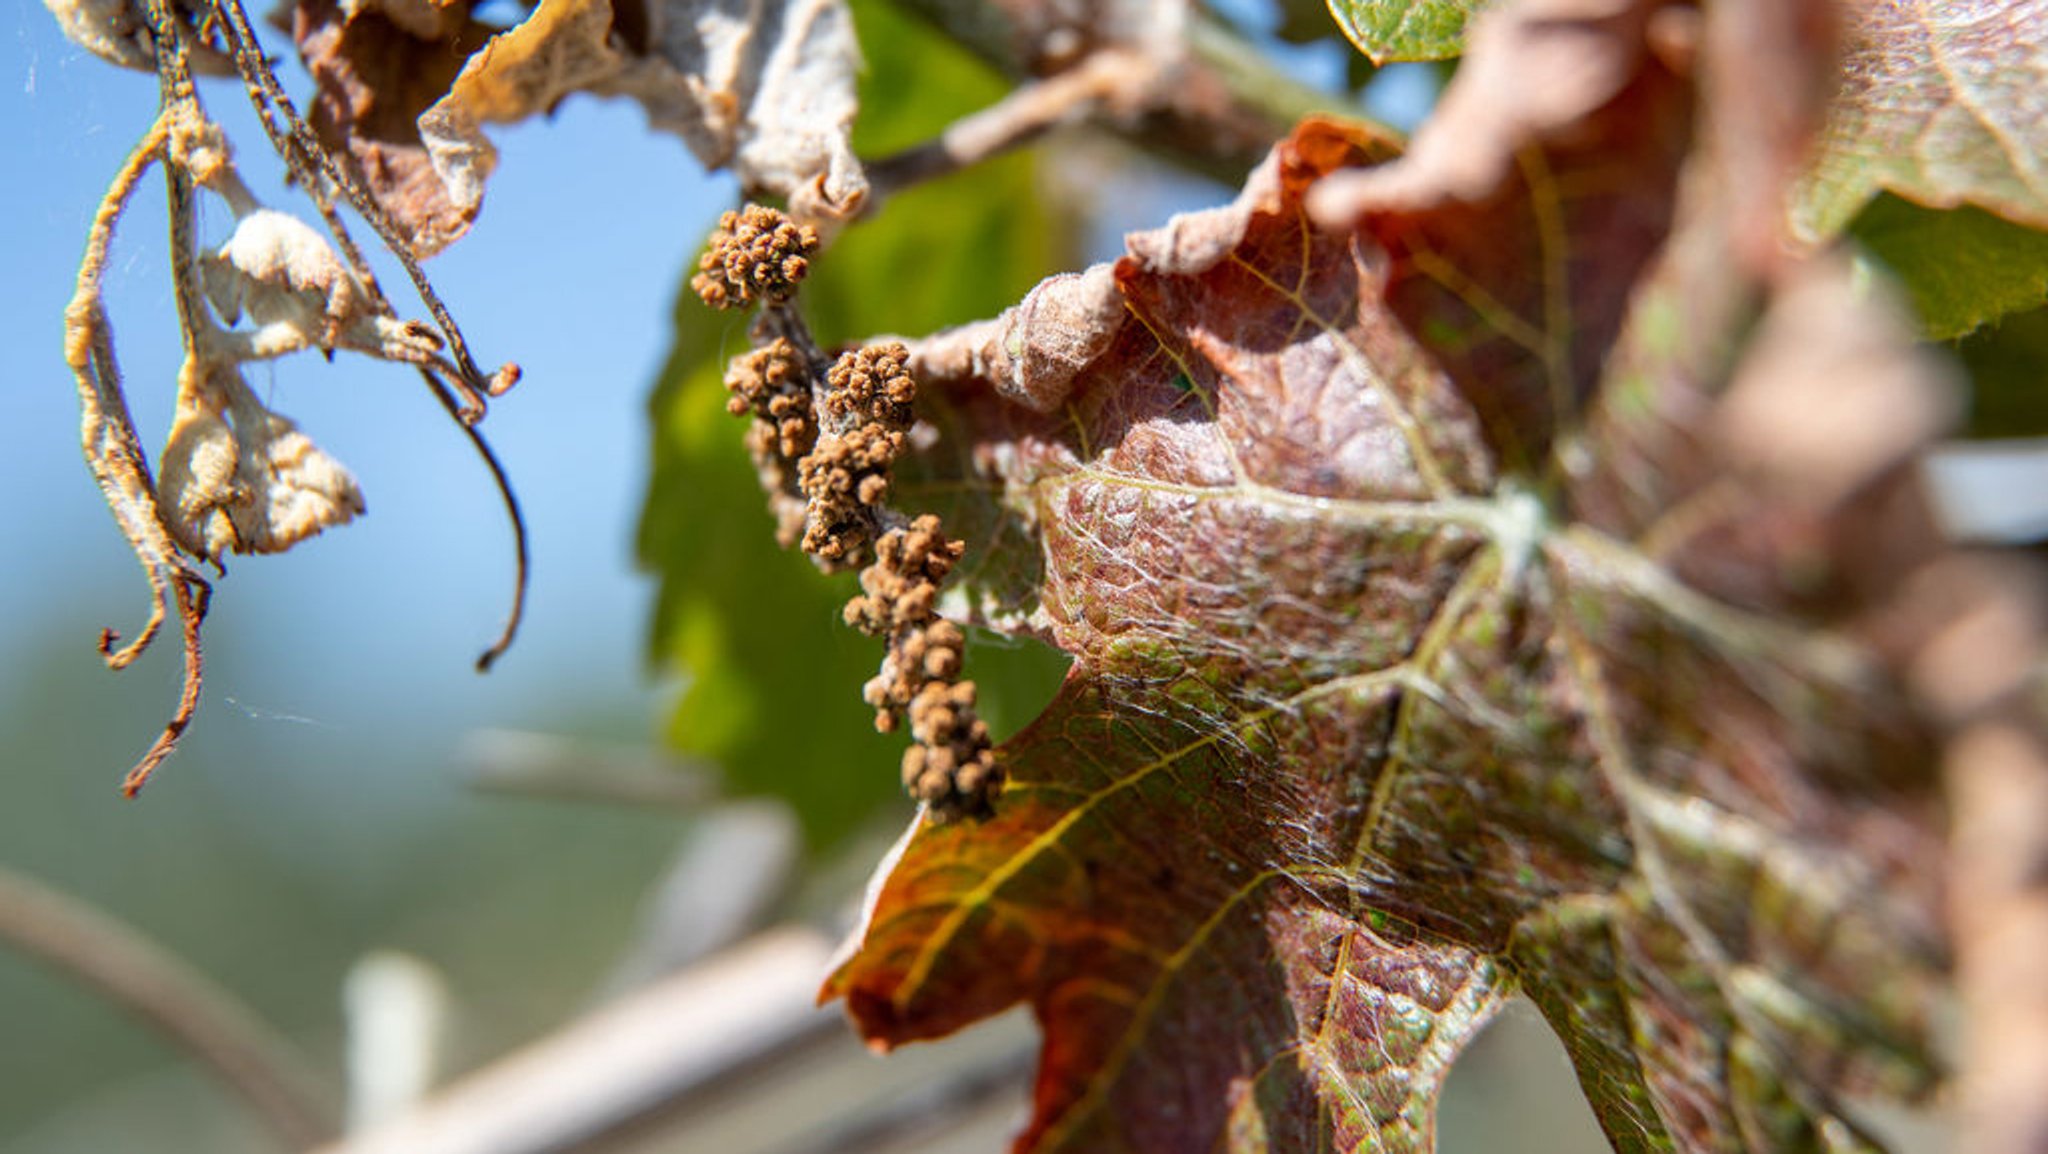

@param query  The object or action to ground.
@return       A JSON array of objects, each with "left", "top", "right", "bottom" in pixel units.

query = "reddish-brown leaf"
[
  {"left": 825, "top": 9, "right": 1954, "bottom": 1149},
  {"left": 1797, "top": 0, "right": 2048, "bottom": 239}
]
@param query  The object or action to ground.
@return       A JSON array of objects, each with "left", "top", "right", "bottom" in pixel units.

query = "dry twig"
[{"left": 865, "top": 47, "right": 1162, "bottom": 208}]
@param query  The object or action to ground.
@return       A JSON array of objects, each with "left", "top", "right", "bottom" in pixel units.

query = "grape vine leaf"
[
  {"left": 1794, "top": 0, "right": 2048, "bottom": 339},
  {"left": 825, "top": 5, "right": 1952, "bottom": 1150},
  {"left": 1796, "top": 0, "right": 2048, "bottom": 241},
  {"left": 1324, "top": 0, "right": 1484, "bottom": 62},
  {"left": 1853, "top": 195, "right": 2048, "bottom": 341}
]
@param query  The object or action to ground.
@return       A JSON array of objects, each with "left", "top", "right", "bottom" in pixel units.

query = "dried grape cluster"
[
  {"left": 800, "top": 345, "right": 916, "bottom": 567},
  {"left": 724, "top": 338, "right": 815, "bottom": 456},
  {"left": 690, "top": 204, "right": 821, "bottom": 310},
  {"left": 722, "top": 338, "right": 813, "bottom": 546},
  {"left": 695, "top": 205, "right": 1000, "bottom": 820},
  {"left": 846, "top": 517, "right": 998, "bottom": 820}
]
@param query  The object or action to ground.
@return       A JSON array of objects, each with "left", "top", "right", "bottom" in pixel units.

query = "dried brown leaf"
[
  {"left": 1309, "top": 0, "right": 1664, "bottom": 221},
  {"left": 416, "top": 0, "right": 865, "bottom": 236},
  {"left": 293, "top": 0, "right": 497, "bottom": 258}
]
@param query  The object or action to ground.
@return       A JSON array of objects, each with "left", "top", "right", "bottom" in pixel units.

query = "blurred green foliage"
[
  {"left": 1854, "top": 194, "right": 2048, "bottom": 342},
  {"left": 1324, "top": 0, "right": 1479, "bottom": 62},
  {"left": 1953, "top": 304, "right": 2048, "bottom": 441},
  {"left": 637, "top": 0, "right": 1075, "bottom": 850}
]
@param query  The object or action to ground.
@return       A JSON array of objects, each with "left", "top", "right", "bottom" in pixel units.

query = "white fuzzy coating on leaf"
[
  {"left": 206, "top": 209, "right": 367, "bottom": 356},
  {"left": 694, "top": 0, "right": 865, "bottom": 221},
  {"left": 902, "top": 265, "right": 1128, "bottom": 415},
  {"left": 235, "top": 413, "right": 366, "bottom": 554},
  {"left": 216, "top": 210, "right": 354, "bottom": 307},
  {"left": 43, "top": 0, "right": 153, "bottom": 71},
  {"left": 157, "top": 399, "right": 241, "bottom": 561},
  {"left": 987, "top": 265, "right": 1125, "bottom": 412},
  {"left": 157, "top": 357, "right": 366, "bottom": 561}
]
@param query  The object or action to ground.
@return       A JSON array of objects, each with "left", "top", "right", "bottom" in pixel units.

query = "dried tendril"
[{"left": 54, "top": 0, "right": 530, "bottom": 791}]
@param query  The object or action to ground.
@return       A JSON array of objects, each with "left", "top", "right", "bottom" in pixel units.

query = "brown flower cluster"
[
  {"left": 799, "top": 344, "right": 916, "bottom": 568},
  {"left": 726, "top": 338, "right": 814, "bottom": 456},
  {"left": 724, "top": 338, "right": 814, "bottom": 545},
  {"left": 699, "top": 225, "right": 997, "bottom": 820},
  {"left": 846, "top": 515, "right": 998, "bottom": 822},
  {"left": 690, "top": 205, "right": 820, "bottom": 310}
]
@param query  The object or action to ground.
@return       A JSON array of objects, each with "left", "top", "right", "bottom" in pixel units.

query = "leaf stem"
[{"left": 866, "top": 47, "right": 1160, "bottom": 208}]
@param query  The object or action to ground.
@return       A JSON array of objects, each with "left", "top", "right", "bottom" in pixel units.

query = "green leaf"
[
  {"left": 1325, "top": 0, "right": 1485, "bottom": 63},
  {"left": 637, "top": 0, "right": 1073, "bottom": 848},
  {"left": 1955, "top": 304, "right": 2048, "bottom": 440},
  {"left": 1852, "top": 194, "right": 2048, "bottom": 340},
  {"left": 1796, "top": 0, "right": 2048, "bottom": 240}
]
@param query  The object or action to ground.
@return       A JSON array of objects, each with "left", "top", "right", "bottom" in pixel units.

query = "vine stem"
[
  {"left": 884, "top": 1, "right": 1378, "bottom": 184},
  {"left": 66, "top": 75, "right": 215, "bottom": 792},
  {"left": 865, "top": 47, "right": 1160, "bottom": 208},
  {"left": 414, "top": 366, "right": 530, "bottom": 670},
  {"left": 0, "top": 866, "right": 336, "bottom": 1149}
]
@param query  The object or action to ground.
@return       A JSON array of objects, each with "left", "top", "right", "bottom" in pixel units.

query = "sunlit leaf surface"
[
  {"left": 827, "top": 63, "right": 1948, "bottom": 1154},
  {"left": 1799, "top": 0, "right": 2048, "bottom": 240}
]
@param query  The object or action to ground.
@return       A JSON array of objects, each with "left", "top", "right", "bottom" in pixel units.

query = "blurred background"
[{"left": 0, "top": 2, "right": 1964, "bottom": 1151}]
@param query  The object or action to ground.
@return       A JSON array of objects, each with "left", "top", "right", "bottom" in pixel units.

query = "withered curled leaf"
[
  {"left": 301, "top": 0, "right": 868, "bottom": 255},
  {"left": 293, "top": 0, "right": 498, "bottom": 258},
  {"left": 431, "top": 0, "right": 864, "bottom": 222},
  {"left": 158, "top": 353, "right": 366, "bottom": 564}
]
